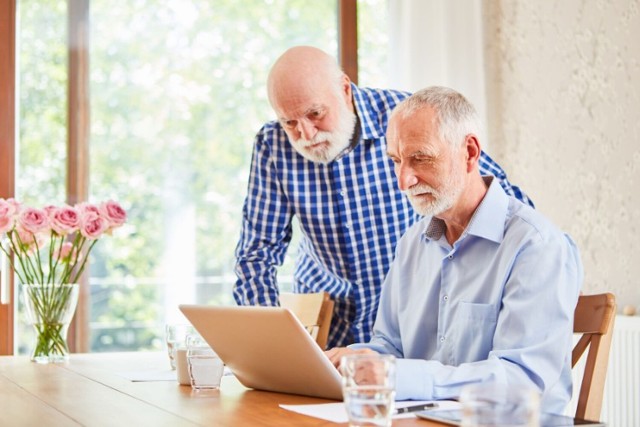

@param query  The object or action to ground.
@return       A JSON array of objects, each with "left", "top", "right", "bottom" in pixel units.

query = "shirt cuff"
[{"left": 395, "top": 358, "right": 434, "bottom": 401}]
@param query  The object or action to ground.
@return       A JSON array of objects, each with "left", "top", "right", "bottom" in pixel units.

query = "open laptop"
[{"left": 178, "top": 305, "right": 343, "bottom": 400}]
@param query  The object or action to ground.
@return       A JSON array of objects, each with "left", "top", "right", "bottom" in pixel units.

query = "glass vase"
[{"left": 21, "top": 284, "right": 79, "bottom": 363}]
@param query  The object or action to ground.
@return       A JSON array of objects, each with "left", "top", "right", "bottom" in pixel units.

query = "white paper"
[{"left": 279, "top": 400, "right": 462, "bottom": 423}]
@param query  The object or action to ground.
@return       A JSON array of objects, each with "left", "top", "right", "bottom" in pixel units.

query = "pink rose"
[
  {"left": 50, "top": 205, "right": 81, "bottom": 236},
  {"left": 54, "top": 241, "right": 81, "bottom": 263},
  {"left": 0, "top": 198, "right": 18, "bottom": 234},
  {"left": 80, "top": 211, "right": 109, "bottom": 239},
  {"left": 0, "top": 216, "right": 12, "bottom": 234},
  {"left": 5, "top": 198, "right": 21, "bottom": 212},
  {"left": 11, "top": 226, "right": 45, "bottom": 254},
  {"left": 17, "top": 207, "right": 50, "bottom": 234},
  {"left": 43, "top": 205, "right": 57, "bottom": 216},
  {"left": 100, "top": 200, "right": 127, "bottom": 229},
  {"left": 0, "top": 198, "right": 18, "bottom": 218},
  {"left": 76, "top": 202, "right": 101, "bottom": 216}
]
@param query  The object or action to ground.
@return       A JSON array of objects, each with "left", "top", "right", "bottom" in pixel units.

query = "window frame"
[{"left": 0, "top": 0, "right": 17, "bottom": 356}]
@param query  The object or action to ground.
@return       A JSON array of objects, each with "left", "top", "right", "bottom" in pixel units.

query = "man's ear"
[
  {"left": 464, "top": 134, "right": 481, "bottom": 172},
  {"left": 341, "top": 74, "right": 353, "bottom": 106}
]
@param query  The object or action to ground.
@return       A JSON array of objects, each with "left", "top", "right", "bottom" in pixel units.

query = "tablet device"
[
  {"left": 178, "top": 304, "right": 343, "bottom": 400},
  {"left": 415, "top": 409, "right": 606, "bottom": 426}
]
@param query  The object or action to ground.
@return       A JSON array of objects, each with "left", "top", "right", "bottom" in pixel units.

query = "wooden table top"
[{"left": 0, "top": 352, "right": 444, "bottom": 426}]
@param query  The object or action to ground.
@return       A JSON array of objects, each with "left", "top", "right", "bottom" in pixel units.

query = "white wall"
[{"left": 388, "top": 0, "right": 640, "bottom": 312}]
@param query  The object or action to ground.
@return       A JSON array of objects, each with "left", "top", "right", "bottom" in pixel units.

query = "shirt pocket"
[{"left": 453, "top": 302, "right": 499, "bottom": 362}]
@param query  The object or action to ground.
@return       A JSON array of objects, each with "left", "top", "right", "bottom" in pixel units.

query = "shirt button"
[
  {"left": 448, "top": 255, "right": 453, "bottom": 259},
  {"left": 339, "top": 191, "right": 345, "bottom": 197},
  {"left": 443, "top": 295, "right": 448, "bottom": 301},
  {"left": 345, "top": 223, "right": 351, "bottom": 229},
  {"left": 440, "top": 336, "right": 445, "bottom": 342}
]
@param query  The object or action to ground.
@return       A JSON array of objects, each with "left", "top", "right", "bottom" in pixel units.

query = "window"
[{"left": 3, "top": 0, "right": 389, "bottom": 354}]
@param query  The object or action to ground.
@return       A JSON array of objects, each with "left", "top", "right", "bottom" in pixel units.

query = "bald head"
[
  {"left": 267, "top": 46, "right": 350, "bottom": 112},
  {"left": 265, "top": 46, "right": 356, "bottom": 164}
]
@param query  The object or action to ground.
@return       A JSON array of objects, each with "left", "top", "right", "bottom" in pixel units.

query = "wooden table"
[{"left": 0, "top": 352, "right": 442, "bottom": 426}]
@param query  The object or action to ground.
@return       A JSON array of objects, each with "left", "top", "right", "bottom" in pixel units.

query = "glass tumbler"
[{"left": 186, "top": 334, "right": 224, "bottom": 390}]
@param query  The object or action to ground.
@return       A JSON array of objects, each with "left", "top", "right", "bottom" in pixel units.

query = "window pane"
[
  {"left": 14, "top": 0, "right": 392, "bottom": 354},
  {"left": 88, "top": 0, "right": 337, "bottom": 352},
  {"left": 16, "top": 0, "right": 68, "bottom": 355},
  {"left": 17, "top": 0, "right": 67, "bottom": 205},
  {"left": 358, "top": 0, "right": 389, "bottom": 88}
]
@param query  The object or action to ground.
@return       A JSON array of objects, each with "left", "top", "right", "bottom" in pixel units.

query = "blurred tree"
[{"left": 87, "top": 0, "right": 336, "bottom": 351}]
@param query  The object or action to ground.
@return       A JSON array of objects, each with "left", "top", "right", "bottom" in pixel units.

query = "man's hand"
[{"left": 325, "top": 347, "right": 377, "bottom": 368}]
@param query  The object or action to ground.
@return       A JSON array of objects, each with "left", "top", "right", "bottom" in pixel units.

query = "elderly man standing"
[
  {"left": 233, "top": 46, "right": 533, "bottom": 348},
  {"left": 327, "top": 86, "right": 583, "bottom": 414}
]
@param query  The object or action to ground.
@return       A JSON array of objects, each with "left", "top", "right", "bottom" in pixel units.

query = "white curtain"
[{"left": 387, "top": 0, "right": 489, "bottom": 145}]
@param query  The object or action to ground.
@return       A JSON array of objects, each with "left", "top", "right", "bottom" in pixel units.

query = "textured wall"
[{"left": 483, "top": 0, "right": 640, "bottom": 311}]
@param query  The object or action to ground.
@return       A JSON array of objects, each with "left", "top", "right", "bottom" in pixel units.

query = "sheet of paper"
[{"left": 279, "top": 400, "right": 462, "bottom": 423}]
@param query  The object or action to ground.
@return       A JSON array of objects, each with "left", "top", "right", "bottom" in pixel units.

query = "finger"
[{"left": 325, "top": 347, "right": 344, "bottom": 367}]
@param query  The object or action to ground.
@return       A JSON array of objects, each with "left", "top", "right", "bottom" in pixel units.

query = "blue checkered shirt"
[{"left": 234, "top": 85, "right": 533, "bottom": 348}]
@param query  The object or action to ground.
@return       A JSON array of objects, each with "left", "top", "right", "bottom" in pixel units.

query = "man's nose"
[
  {"left": 396, "top": 163, "right": 418, "bottom": 191},
  {"left": 296, "top": 119, "right": 317, "bottom": 141}
]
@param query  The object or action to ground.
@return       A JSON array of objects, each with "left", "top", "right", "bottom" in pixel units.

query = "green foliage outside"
[{"left": 17, "top": 0, "right": 387, "bottom": 353}]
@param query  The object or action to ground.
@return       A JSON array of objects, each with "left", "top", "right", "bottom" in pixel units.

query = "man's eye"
[
  {"left": 414, "top": 156, "right": 433, "bottom": 164},
  {"left": 282, "top": 120, "right": 297, "bottom": 129},
  {"left": 308, "top": 110, "right": 324, "bottom": 119}
]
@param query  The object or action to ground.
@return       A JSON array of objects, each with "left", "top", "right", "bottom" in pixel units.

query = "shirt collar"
[
  {"left": 351, "top": 83, "right": 385, "bottom": 140},
  {"left": 422, "top": 176, "right": 509, "bottom": 244}
]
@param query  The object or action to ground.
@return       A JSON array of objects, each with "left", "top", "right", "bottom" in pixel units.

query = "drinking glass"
[
  {"left": 340, "top": 353, "right": 396, "bottom": 427},
  {"left": 186, "top": 334, "right": 224, "bottom": 390},
  {"left": 460, "top": 382, "right": 540, "bottom": 427},
  {"left": 165, "top": 323, "right": 196, "bottom": 370}
]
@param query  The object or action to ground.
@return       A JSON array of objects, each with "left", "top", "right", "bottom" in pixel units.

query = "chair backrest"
[
  {"left": 279, "top": 292, "right": 334, "bottom": 350},
  {"left": 572, "top": 292, "right": 616, "bottom": 420}
]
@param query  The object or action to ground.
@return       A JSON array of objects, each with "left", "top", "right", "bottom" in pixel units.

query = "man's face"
[
  {"left": 386, "top": 107, "right": 466, "bottom": 217},
  {"left": 273, "top": 84, "right": 356, "bottom": 164}
]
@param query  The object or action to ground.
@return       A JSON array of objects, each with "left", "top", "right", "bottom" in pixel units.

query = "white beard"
[
  {"left": 403, "top": 162, "right": 465, "bottom": 217},
  {"left": 291, "top": 102, "right": 357, "bottom": 164}
]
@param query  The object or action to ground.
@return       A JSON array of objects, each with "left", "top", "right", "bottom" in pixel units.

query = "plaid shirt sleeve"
[{"left": 233, "top": 126, "right": 292, "bottom": 306}]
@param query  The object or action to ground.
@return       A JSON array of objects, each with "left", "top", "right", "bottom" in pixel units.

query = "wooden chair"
[
  {"left": 279, "top": 292, "right": 334, "bottom": 350},
  {"left": 572, "top": 292, "right": 616, "bottom": 420}
]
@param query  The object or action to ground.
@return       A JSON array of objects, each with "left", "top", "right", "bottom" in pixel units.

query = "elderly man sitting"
[{"left": 327, "top": 86, "right": 583, "bottom": 415}]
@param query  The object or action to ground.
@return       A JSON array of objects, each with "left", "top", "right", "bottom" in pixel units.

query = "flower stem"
[{"left": 23, "top": 284, "right": 78, "bottom": 363}]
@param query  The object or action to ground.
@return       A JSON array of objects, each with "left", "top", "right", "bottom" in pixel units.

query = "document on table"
[{"left": 279, "top": 400, "right": 462, "bottom": 423}]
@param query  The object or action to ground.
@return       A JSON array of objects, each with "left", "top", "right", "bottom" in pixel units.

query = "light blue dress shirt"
[{"left": 351, "top": 177, "right": 583, "bottom": 415}]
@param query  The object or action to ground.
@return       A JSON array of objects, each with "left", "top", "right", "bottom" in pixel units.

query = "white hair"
[{"left": 391, "top": 86, "right": 482, "bottom": 150}]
